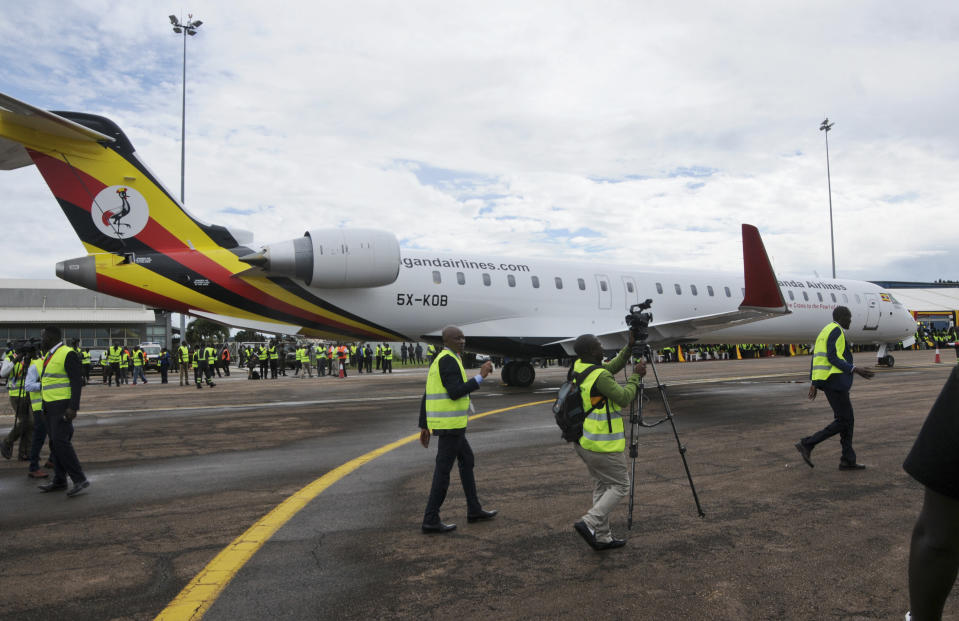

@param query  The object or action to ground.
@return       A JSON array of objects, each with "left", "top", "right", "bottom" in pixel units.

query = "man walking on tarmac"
[
  {"left": 418, "top": 326, "right": 497, "bottom": 533},
  {"left": 569, "top": 332, "right": 645, "bottom": 551},
  {"left": 796, "top": 305, "right": 874, "bottom": 470}
]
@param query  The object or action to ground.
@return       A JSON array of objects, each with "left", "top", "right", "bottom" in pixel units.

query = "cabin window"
[
  {"left": 531, "top": 275, "right": 540, "bottom": 288},
  {"left": 855, "top": 294, "right": 861, "bottom": 304},
  {"left": 482, "top": 273, "right": 491, "bottom": 286},
  {"left": 674, "top": 284, "right": 682, "bottom": 295},
  {"left": 724, "top": 286, "right": 731, "bottom": 297},
  {"left": 555, "top": 277, "right": 563, "bottom": 290},
  {"left": 842, "top": 294, "right": 848, "bottom": 303},
  {"left": 577, "top": 278, "right": 586, "bottom": 291},
  {"left": 830, "top": 293, "right": 836, "bottom": 302},
  {"left": 432, "top": 271, "right": 441, "bottom": 284},
  {"left": 802, "top": 291, "right": 809, "bottom": 301},
  {"left": 817, "top": 292, "right": 823, "bottom": 302},
  {"left": 690, "top": 284, "right": 698, "bottom": 296},
  {"left": 707, "top": 285, "right": 714, "bottom": 297},
  {"left": 507, "top": 274, "right": 516, "bottom": 287},
  {"left": 600, "top": 280, "right": 608, "bottom": 292},
  {"left": 788, "top": 290, "right": 795, "bottom": 301},
  {"left": 626, "top": 281, "right": 635, "bottom": 293},
  {"left": 456, "top": 272, "right": 465, "bottom": 285},
  {"left": 656, "top": 282, "right": 663, "bottom": 294}
]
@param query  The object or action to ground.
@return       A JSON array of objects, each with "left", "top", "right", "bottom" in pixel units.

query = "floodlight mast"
[
  {"left": 169, "top": 13, "right": 202, "bottom": 343},
  {"left": 169, "top": 14, "right": 203, "bottom": 205},
  {"left": 820, "top": 117, "right": 836, "bottom": 279}
]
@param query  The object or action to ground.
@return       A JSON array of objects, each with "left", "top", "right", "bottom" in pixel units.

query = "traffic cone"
[
  {"left": 677, "top": 345, "right": 686, "bottom": 363},
  {"left": 935, "top": 347, "right": 941, "bottom": 363},
  {"left": 338, "top": 362, "right": 345, "bottom": 377}
]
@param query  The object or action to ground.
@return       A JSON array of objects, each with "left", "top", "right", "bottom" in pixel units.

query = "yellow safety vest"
[
  {"left": 269, "top": 346, "right": 278, "bottom": 360},
  {"left": 7, "top": 360, "right": 22, "bottom": 395},
  {"left": 811, "top": 322, "right": 846, "bottom": 382},
  {"left": 29, "top": 357, "right": 43, "bottom": 412},
  {"left": 574, "top": 359, "right": 625, "bottom": 453},
  {"left": 179, "top": 345, "right": 190, "bottom": 363},
  {"left": 424, "top": 349, "right": 470, "bottom": 431},
  {"left": 109, "top": 346, "right": 121, "bottom": 364},
  {"left": 41, "top": 345, "right": 73, "bottom": 404},
  {"left": 133, "top": 350, "right": 144, "bottom": 367}
]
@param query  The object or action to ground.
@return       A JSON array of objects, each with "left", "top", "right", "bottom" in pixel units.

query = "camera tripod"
[{"left": 626, "top": 342, "right": 705, "bottom": 529}]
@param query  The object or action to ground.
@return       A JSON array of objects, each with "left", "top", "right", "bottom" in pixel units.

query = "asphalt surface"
[{"left": 0, "top": 351, "right": 956, "bottom": 620}]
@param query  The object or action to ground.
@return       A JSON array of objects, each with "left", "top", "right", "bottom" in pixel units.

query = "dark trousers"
[
  {"left": 29, "top": 409, "right": 49, "bottom": 472},
  {"left": 270, "top": 359, "right": 278, "bottom": 379},
  {"left": 44, "top": 404, "right": 85, "bottom": 485},
  {"left": 803, "top": 387, "right": 856, "bottom": 464},
  {"left": 423, "top": 433, "right": 481, "bottom": 524}
]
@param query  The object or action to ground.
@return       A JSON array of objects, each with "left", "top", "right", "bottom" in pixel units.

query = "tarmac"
[{"left": 0, "top": 350, "right": 956, "bottom": 620}]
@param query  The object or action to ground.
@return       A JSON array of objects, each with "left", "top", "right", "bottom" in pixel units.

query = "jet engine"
[{"left": 239, "top": 228, "right": 401, "bottom": 288}]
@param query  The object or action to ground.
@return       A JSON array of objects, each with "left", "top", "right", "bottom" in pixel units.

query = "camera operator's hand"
[
  {"left": 479, "top": 360, "right": 493, "bottom": 378},
  {"left": 807, "top": 385, "right": 817, "bottom": 401},
  {"left": 64, "top": 408, "right": 77, "bottom": 422},
  {"left": 854, "top": 366, "right": 875, "bottom": 380},
  {"left": 627, "top": 331, "right": 636, "bottom": 348},
  {"left": 419, "top": 428, "right": 430, "bottom": 448},
  {"left": 632, "top": 361, "right": 647, "bottom": 377}
]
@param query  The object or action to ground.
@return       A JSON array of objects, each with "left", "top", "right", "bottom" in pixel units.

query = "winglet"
[{"left": 740, "top": 224, "right": 789, "bottom": 313}]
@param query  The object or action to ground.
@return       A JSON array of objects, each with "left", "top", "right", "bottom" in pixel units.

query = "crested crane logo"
[{"left": 91, "top": 186, "right": 149, "bottom": 239}]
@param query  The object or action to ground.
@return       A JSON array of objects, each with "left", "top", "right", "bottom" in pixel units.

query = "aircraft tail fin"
[{"left": 0, "top": 91, "right": 248, "bottom": 254}]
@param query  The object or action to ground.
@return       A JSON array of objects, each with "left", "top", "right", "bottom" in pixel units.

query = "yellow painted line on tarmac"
[{"left": 154, "top": 398, "right": 553, "bottom": 621}]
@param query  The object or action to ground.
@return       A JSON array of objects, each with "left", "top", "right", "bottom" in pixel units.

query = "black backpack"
[{"left": 553, "top": 364, "right": 607, "bottom": 442}]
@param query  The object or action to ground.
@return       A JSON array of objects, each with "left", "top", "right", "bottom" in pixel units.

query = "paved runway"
[{"left": 0, "top": 352, "right": 955, "bottom": 620}]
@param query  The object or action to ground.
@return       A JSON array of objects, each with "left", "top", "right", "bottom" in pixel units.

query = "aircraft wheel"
[
  {"left": 511, "top": 362, "right": 536, "bottom": 387},
  {"left": 501, "top": 362, "right": 516, "bottom": 385},
  {"left": 885, "top": 355, "right": 895, "bottom": 368}
]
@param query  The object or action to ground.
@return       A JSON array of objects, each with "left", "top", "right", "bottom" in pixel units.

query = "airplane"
[{"left": 0, "top": 92, "right": 917, "bottom": 386}]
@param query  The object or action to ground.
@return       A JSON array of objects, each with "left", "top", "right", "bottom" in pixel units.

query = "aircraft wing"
[
  {"left": 551, "top": 224, "right": 790, "bottom": 354},
  {"left": 0, "top": 91, "right": 114, "bottom": 170}
]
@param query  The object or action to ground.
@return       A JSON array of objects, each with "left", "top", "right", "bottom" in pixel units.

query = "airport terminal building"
[{"left": 0, "top": 278, "right": 171, "bottom": 349}]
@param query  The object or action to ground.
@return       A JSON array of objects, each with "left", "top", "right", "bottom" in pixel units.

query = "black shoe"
[
  {"left": 0, "top": 442, "right": 11, "bottom": 460},
  {"left": 595, "top": 538, "right": 627, "bottom": 550},
  {"left": 66, "top": 480, "right": 90, "bottom": 497},
  {"left": 839, "top": 460, "right": 866, "bottom": 470},
  {"left": 574, "top": 520, "right": 600, "bottom": 550},
  {"left": 795, "top": 442, "right": 814, "bottom": 468},
  {"left": 421, "top": 521, "right": 456, "bottom": 534},
  {"left": 38, "top": 481, "right": 68, "bottom": 492},
  {"left": 467, "top": 509, "right": 498, "bottom": 523}
]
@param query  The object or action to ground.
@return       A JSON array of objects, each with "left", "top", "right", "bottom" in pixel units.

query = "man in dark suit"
[
  {"left": 37, "top": 326, "right": 89, "bottom": 497},
  {"left": 418, "top": 326, "right": 496, "bottom": 533}
]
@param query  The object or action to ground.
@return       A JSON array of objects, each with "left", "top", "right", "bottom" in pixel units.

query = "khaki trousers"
[{"left": 574, "top": 443, "right": 629, "bottom": 543}]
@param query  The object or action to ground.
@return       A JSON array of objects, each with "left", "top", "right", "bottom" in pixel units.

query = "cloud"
[{"left": 1, "top": 0, "right": 958, "bottom": 285}]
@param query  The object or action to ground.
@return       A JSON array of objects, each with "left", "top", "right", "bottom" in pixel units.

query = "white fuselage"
[{"left": 307, "top": 251, "right": 916, "bottom": 350}]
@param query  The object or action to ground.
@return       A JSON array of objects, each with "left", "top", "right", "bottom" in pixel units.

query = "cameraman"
[
  {"left": 570, "top": 332, "right": 645, "bottom": 551},
  {"left": 1, "top": 342, "right": 35, "bottom": 462}
]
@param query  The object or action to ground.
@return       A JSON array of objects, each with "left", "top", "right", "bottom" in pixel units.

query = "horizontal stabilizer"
[
  {"left": 189, "top": 309, "right": 303, "bottom": 337},
  {"left": 0, "top": 91, "right": 114, "bottom": 170}
]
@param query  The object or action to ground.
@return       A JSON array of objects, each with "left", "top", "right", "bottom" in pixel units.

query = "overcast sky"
[{"left": 2, "top": 0, "right": 957, "bottom": 284}]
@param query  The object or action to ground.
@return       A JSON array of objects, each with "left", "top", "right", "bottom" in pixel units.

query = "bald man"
[{"left": 418, "top": 326, "right": 496, "bottom": 533}]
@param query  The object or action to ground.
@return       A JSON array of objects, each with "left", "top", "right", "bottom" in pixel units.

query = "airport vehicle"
[
  {"left": 139, "top": 342, "right": 162, "bottom": 371},
  {"left": 0, "top": 92, "right": 917, "bottom": 385}
]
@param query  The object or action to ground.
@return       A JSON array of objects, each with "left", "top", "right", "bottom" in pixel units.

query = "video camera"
[
  {"left": 625, "top": 299, "right": 653, "bottom": 355},
  {"left": 9, "top": 338, "right": 39, "bottom": 358}
]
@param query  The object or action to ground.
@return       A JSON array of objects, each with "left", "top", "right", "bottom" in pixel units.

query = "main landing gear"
[{"left": 501, "top": 361, "right": 535, "bottom": 387}]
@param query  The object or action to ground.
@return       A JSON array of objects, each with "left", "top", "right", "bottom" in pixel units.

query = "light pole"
[
  {"left": 169, "top": 13, "right": 202, "bottom": 344},
  {"left": 819, "top": 117, "right": 835, "bottom": 279},
  {"left": 168, "top": 13, "right": 203, "bottom": 205}
]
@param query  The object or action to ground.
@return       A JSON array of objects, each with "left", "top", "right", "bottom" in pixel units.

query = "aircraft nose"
[{"left": 56, "top": 255, "right": 97, "bottom": 291}]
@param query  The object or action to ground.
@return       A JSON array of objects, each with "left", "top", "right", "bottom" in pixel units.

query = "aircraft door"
[
  {"left": 863, "top": 293, "right": 880, "bottom": 330},
  {"left": 596, "top": 274, "right": 611, "bottom": 310},
  {"left": 622, "top": 276, "right": 638, "bottom": 310}
]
